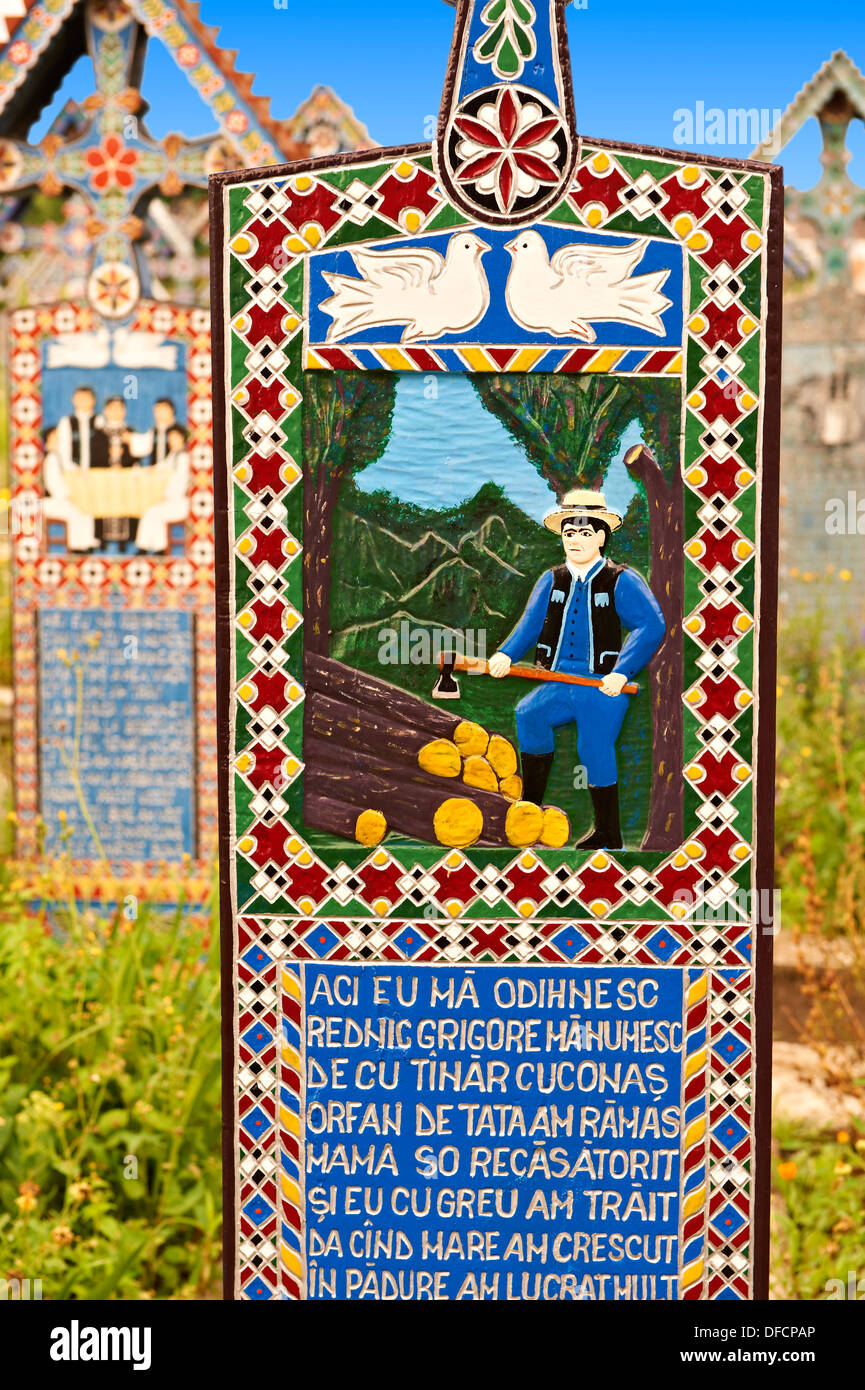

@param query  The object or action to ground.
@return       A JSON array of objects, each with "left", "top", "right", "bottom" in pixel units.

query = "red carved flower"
[
  {"left": 453, "top": 86, "right": 563, "bottom": 214},
  {"left": 84, "top": 135, "right": 138, "bottom": 192}
]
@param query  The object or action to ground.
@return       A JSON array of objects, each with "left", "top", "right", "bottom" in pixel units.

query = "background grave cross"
[{"left": 0, "top": 0, "right": 301, "bottom": 318}]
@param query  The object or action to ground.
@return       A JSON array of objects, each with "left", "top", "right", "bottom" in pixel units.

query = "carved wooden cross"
[
  {"left": 212, "top": 0, "right": 782, "bottom": 1304},
  {"left": 0, "top": 0, "right": 297, "bottom": 317}
]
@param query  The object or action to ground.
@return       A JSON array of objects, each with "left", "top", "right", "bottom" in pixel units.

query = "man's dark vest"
[
  {"left": 70, "top": 416, "right": 109, "bottom": 469},
  {"left": 73, "top": 418, "right": 109, "bottom": 469},
  {"left": 535, "top": 560, "right": 625, "bottom": 675}
]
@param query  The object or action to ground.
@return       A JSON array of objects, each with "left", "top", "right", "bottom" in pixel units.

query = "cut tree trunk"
[
  {"left": 305, "top": 690, "right": 461, "bottom": 778},
  {"left": 304, "top": 654, "right": 514, "bottom": 759},
  {"left": 305, "top": 653, "right": 466, "bottom": 738},
  {"left": 624, "top": 443, "right": 684, "bottom": 851},
  {"left": 305, "top": 746, "right": 551, "bottom": 848},
  {"left": 302, "top": 793, "right": 387, "bottom": 847}
]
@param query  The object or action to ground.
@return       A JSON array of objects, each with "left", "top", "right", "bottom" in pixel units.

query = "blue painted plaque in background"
[
  {"left": 37, "top": 609, "right": 196, "bottom": 862},
  {"left": 302, "top": 963, "right": 686, "bottom": 1301}
]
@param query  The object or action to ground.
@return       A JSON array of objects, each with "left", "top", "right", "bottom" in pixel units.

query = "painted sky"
[
  {"left": 32, "top": 0, "right": 865, "bottom": 189},
  {"left": 356, "top": 374, "right": 641, "bottom": 523}
]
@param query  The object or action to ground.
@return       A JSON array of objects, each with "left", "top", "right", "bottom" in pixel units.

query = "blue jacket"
[{"left": 500, "top": 557, "right": 665, "bottom": 679}]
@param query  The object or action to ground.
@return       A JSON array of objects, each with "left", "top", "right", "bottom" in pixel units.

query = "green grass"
[
  {"left": 0, "top": 872, "right": 221, "bottom": 1300},
  {"left": 773, "top": 1123, "right": 865, "bottom": 1300}
]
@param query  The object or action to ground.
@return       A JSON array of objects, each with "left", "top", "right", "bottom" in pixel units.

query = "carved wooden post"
[{"left": 625, "top": 442, "right": 684, "bottom": 850}]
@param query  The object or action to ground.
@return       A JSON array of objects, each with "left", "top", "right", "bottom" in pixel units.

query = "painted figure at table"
[
  {"left": 488, "top": 490, "right": 665, "bottom": 849},
  {"left": 42, "top": 425, "right": 97, "bottom": 552},
  {"left": 43, "top": 389, "right": 189, "bottom": 554},
  {"left": 136, "top": 425, "right": 190, "bottom": 553},
  {"left": 55, "top": 385, "right": 109, "bottom": 472},
  {"left": 92, "top": 396, "right": 135, "bottom": 544},
  {"left": 129, "top": 397, "right": 178, "bottom": 467}
]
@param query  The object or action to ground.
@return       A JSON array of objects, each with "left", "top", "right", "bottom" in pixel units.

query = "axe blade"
[{"left": 432, "top": 656, "right": 461, "bottom": 700}]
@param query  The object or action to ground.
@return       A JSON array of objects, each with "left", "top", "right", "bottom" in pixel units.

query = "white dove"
[
  {"left": 320, "top": 232, "right": 491, "bottom": 343},
  {"left": 505, "top": 230, "right": 673, "bottom": 342}
]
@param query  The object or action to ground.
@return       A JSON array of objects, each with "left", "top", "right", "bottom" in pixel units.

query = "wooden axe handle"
[{"left": 442, "top": 654, "right": 640, "bottom": 696}]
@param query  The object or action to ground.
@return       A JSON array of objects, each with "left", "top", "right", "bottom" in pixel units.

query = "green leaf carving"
[{"left": 473, "top": 0, "right": 538, "bottom": 82}]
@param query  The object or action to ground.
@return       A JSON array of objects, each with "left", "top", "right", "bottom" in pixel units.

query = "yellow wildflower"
[
  {"left": 52, "top": 1226, "right": 74, "bottom": 1247},
  {"left": 777, "top": 1160, "right": 797, "bottom": 1181}
]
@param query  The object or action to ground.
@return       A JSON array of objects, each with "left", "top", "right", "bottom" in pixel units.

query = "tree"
[
  {"left": 472, "top": 374, "right": 635, "bottom": 498},
  {"left": 471, "top": 372, "right": 683, "bottom": 850},
  {"left": 302, "top": 371, "right": 397, "bottom": 655}
]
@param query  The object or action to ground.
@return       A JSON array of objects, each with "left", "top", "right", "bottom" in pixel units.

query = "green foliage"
[
  {"left": 774, "top": 1123, "right": 865, "bottom": 1300},
  {"left": 303, "top": 371, "right": 397, "bottom": 495},
  {"left": 470, "top": 373, "right": 681, "bottom": 500},
  {"left": 0, "top": 882, "right": 221, "bottom": 1300},
  {"left": 471, "top": 374, "right": 631, "bottom": 498},
  {"left": 775, "top": 596, "right": 865, "bottom": 935}
]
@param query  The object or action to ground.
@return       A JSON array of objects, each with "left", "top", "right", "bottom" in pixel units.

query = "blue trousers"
[{"left": 515, "top": 680, "right": 629, "bottom": 787}]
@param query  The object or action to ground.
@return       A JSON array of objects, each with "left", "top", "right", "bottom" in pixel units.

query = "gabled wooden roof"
[
  {"left": 752, "top": 50, "right": 865, "bottom": 162},
  {"left": 0, "top": 0, "right": 307, "bottom": 158}
]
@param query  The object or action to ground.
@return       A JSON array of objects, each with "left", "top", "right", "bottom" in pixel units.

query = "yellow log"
[
  {"left": 355, "top": 809, "right": 387, "bottom": 847},
  {"left": 433, "top": 798, "right": 484, "bottom": 848},
  {"left": 505, "top": 801, "right": 544, "bottom": 847},
  {"left": 500, "top": 774, "right": 523, "bottom": 802},
  {"left": 540, "top": 806, "right": 570, "bottom": 848},
  {"left": 453, "top": 720, "right": 489, "bottom": 757},
  {"left": 487, "top": 734, "right": 518, "bottom": 780},
  {"left": 463, "top": 755, "right": 498, "bottom": 793},
  {"left": 418, "top": 738, "right": 462, "bottom": 779}
]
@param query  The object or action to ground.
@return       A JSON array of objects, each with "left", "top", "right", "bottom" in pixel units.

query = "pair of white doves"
[{"left": 320, "top": 231, "right": 673, "bottom": 344}]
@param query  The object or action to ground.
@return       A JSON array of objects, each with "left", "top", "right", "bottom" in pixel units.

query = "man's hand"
[
  {"left": 488, "top": 652, "right": 512, "bottom": 679},
  {"left": 599, "top": 672, "right": 628, "bottom": 697}
]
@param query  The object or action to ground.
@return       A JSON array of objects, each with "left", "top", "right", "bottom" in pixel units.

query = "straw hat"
[{"left": 544, "top": 488, "right": 623, "bottom": 535}]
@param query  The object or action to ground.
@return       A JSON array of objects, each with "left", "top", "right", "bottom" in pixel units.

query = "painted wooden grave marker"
[
  {"left": 213, "top": 0, "right": 782, "bottom": 1301},
  {"left": 3, "top": 0, "right": 309, "bottom": 902}
]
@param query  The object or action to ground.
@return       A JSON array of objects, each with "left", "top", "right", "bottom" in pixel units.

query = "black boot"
[
  {"left": 520, "top": 751, "right": 554, "bottom": 805},
  {"left": 576, "top": 785, "right": 623, "bottom": 850}
]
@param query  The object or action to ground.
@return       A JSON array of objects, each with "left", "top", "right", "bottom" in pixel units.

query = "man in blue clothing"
[{"left": 488, "top": 489, "right": 665, "bottom": 849}]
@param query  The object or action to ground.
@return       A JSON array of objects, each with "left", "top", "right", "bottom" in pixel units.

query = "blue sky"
[{"left": 35, "top": 0, "right": 865, "bottom": 188}]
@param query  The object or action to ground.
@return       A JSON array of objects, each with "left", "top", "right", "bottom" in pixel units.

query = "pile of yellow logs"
[{"left": 303, "top": 656, "right": 570, "bottom": 851}]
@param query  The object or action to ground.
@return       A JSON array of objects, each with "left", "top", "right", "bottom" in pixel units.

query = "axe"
[{"left": 432, "top": 653, "right": 640, "bottom": 700}]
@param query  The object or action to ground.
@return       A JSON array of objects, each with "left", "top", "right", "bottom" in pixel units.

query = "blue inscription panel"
[
  {"left": 38, "top": 608, "right": 196, "bottom": 861},
  {"left": 303, "top": 964, "right": 687, "bottom": 1301}
]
